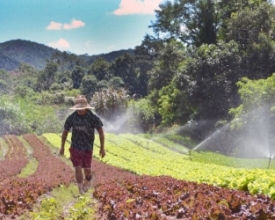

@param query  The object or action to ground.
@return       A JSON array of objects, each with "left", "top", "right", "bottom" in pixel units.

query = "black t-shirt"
[{"left": 64, "top": 111, "right": 103, "bottom": 151}]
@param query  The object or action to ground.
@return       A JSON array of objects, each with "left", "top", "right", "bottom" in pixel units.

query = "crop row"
[
  {"left": 95, "top": 176, "right": 275, "bottom": 219},
  {"left": 96, "top": 133, "right": 275, "bottom": 198},
  {"left": 190, "top": 150, "right": 275, "bottom": 169},
  {"left": 42, "top": 132, "right": 275, "bottom": 198},
  {"left": 23, "top": 134, "right": 74, "bottom": 187},
  {"left": 42, "top": 133, "right": 70, "bottom": 158},
  {"left": 0, "top": 135, "right": 29, "bottom": 182},
  {"left": 0, "top": 134, "right": 74, "bottom": 217},
  {"left": 118, "top": 133, "right": 186, "bottom": 156},
  {"left": 138, "top": 133, "right": 190, "bottom": 154},
  {"left": 1, "top": 132, "right": 274, "bottom": 219},
  {"left": 90, "top": 157, "right": 275, "bottom": 219}
]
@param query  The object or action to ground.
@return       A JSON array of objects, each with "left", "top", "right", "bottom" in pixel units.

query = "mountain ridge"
[{"left": 0, "top": 39, "right": 134, "bottom": 71}]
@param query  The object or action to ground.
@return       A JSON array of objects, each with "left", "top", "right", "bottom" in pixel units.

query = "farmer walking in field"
[{"left": 60, "top": 95, "right": 105, "bottom": 194}]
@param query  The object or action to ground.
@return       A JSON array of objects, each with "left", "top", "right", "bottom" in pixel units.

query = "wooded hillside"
[{"left": 0, "top": 0, "right": 275, "bottom": 155}]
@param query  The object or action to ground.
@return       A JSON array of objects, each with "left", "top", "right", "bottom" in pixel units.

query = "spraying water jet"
[{"left": 267, "top": 152, "right": 275, "bottom": 169}]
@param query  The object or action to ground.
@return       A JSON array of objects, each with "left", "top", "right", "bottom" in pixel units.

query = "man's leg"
[
  {"left": 83, "top": 168, "right": 92, "bottom": 192},
  {"left": 70, "top": 148, "right": 85, "bottom": 194},
  {"left": 83, "top": 150, "right": 93, "bottom": 192},
  {"left": 75, "top": 166, "right": 84, "bottom": 194}
]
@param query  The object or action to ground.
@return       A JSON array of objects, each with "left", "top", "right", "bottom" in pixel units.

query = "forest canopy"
[{"left": 1, "top": 0, "right": 275, "bottom": 146}]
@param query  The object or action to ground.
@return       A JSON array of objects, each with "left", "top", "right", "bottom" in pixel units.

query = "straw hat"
[{"left": 70, "top": 95, "right": 93, "bottom": 110}]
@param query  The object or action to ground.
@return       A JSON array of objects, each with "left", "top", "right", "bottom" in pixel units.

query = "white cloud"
[
  {"left": 63, "top": 19, "right": 85, "bottom": 29},
  {"left": 46, "top": 21, "right": 63, "bottom": 30},
  {"left": 46, "top": 19, "right": 85, "bottom": 30},
  {"left": 113, "top": 0, "right": 162, "bottom": 15},
  {"left": 48, "top": 38, "right": 70, "bottom": 49}
]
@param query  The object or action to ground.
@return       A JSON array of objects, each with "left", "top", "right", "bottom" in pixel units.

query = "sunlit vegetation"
[
  {"left": 1, "top": 0, "right": 275, "bottom": 219},
  {"left": 139, "top": 133, "right": 189, "bottom": 154},
  {"left": 190, "top": 151, "right": 275, "bottom": 169},
  {"left": 0, "top": 133, "right": 275, "bottom": 219},
  {"left": 94, "top": 174, "right": 275, "bottom": 219},
  {"left": 92, "top": 158, "right": 275, "bottom": 219},
  {"left": 43, "top": 132, "right": 275, "bottom": 198},
  {"left": 42, "top": 133, "right": 70, "bottom": 158},
  {"left": 0, "top": 1, "right": 275, "bottom": 157},
  {"left": 0, "top": 134, "right": 74, "bottom": 216},
  {"left": 17, "top": 136, "right": 38, "bottom": 178},
  {"left": 22, "top": 184, "right": 96, "bottom": 220}
]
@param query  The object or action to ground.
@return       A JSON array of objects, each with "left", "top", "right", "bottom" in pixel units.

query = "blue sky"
[{"left": 0, "top": 0, "right": 164, "bottom": 55}]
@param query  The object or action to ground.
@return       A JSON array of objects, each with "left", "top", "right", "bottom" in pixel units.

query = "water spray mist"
[{"left": 267, "top": 152, "right": 275, "bottom": 169}]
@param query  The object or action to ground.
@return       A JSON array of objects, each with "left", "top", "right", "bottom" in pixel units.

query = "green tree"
[
  {"left": 18, "top": 63, "right": 38, "bottom": 76},
  {"left": 50, "top": 82, "right": 63, "bottom": 91},
  {"left": 0, "top": 80, "right": 9, "bottom": 94},
  {"left": 87, "top": 57, "right": 111, "bottom": 81},
  {"left": 14, "top": 85, "right": 34, "bottom": 98},
  {"left": 37, "top": 62, "right": 58, "bottom": 91},
  {"left": 150, "top": 0, "right": 218, "bottom": 47},
  {"left": 226, "top": 2, "right": 275, "bottom": 78},
  {"left": 148, "top": 39, "right": 186, "bottom": 114},
  {"left": 158, "top": 82, "right": 191, "bottom": 127},
  {"left": 110, "top": 53, "right": 137, "bottom": 95},
  {"left": 217, "top": 0, "right": 268, "bottom": 41},
  {"left": 0, "top": 69, "right": 11, "bottom": 94},
  {"left": 50, "top": 51, "right": 86, "bottom": 72},
  {"left": 230, "top": 75, "right": 275, "bottom": 118},
  {"left": 92, "top": 88, "right": 129, "bottom": 120},
  {"left": 71, "top": 66, "right": 85, "bottom": 89},
  {"left": 229, "top": 74, "right": 275, "bottom": 155},
  {"left": 175, "top": 41, "right": 242, "bottom": 121},
  {"left": 56, "top": 70, "right": 73, "bottom": 90},
  {"left": 80, "top": 75, "right": 97, "bottom": 98},
  {"left": 134, "top": 34, "right": 163, "bottom": 97},
  {"left": 109, "top": 76, "right": 124, "bottom": 89},
  {"left": 97, "top": 80, "right": 108, "bottom": 90},
  {"left": 149, "top": 39, "right": 186, "bottom": 92},
  {"left": 126, "top": 98, "right": 156, "bottom": 133},
  {"left": 17, "top": 63, "right": 38, "bottom": 90},
  {"left": 0, "top": 97, "right": 31, "bottom": 135}
]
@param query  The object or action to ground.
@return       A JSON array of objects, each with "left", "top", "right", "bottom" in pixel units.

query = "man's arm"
[
  {"left": 60, "top": 129, "right": 69, "bottom": 156},
  {"left": 97, "top": 127, "right": 105, "bottom": 158}
]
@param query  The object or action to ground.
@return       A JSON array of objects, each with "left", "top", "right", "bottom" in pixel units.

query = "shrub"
[{"left": 126, "top": 98, "right": 156, "bottom": 133}]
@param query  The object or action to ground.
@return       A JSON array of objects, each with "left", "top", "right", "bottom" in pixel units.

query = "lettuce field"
[{"left": 0, "top": 132, "right": 275, "bottom": 219}]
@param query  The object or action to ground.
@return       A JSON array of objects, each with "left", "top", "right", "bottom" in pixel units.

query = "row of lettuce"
[{"left": 42, "top": 133, "right": 275, "bottom": 199}]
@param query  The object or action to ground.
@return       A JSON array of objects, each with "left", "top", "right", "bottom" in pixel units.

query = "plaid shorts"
[{"left": 69, "top": 147, "right": 93, "bottom": 168}]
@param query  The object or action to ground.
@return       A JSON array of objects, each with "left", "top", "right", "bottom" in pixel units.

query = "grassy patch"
[
  {"left": 190, "top": 150, "right": 275, "bottom": 169},
  {"left": 17, "top": 136, "right": 38, "bottom": 177},
  {"left": 21, "top": 184, "right": 97, "bottom": 220},
  {"left": 18, "top": 159, "right": 38, "bottom": 178},
  {"left": 0, "top": 137, "right": 9, "bottom": 159}
]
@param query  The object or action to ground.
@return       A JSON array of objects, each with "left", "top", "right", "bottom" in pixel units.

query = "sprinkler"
[{"left": 267, "top": 152, "right": 275, "bottom": 169}]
